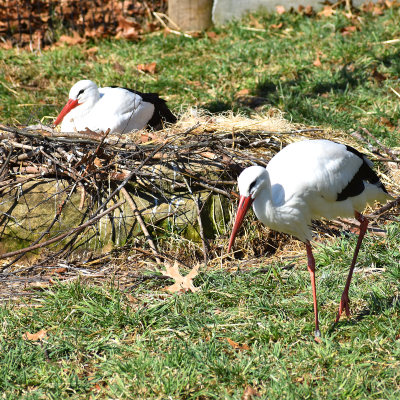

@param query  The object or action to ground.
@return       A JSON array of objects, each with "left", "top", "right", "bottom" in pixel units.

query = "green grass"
[
  {"left": 1, "top": 225, "right": 400, "bottom": 398},
  {"left": 1, "top": 7, "right": 400, "bottom": 399}
]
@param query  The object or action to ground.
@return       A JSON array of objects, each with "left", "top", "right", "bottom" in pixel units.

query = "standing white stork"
[
  {"left": 227, "top": 139, "right": 392, "bottom": 338},
  {"left": 53, "top": 80, "right": 177, "bottom": 134}
]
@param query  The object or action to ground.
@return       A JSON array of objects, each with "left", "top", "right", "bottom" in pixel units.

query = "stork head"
[
  {"left": 54, "top": 80, "right": 100, "bottom": 126},
  {"left": 227, "top": 166, "right": 268, "bottom": 253}
]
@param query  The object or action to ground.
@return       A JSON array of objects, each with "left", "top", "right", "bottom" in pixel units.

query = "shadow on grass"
[{"left": 326, "top": 292, "right": 400, "bottom": 334}]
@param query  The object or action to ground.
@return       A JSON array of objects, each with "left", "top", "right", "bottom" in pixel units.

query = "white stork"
[
  {"left": 227, "top": 139, "right": 392, "bottom": 338},
  {"left": 53, "top": 80, "right": 176, "bottom": 134}
]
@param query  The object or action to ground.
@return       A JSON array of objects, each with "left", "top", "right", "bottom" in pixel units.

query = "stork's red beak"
[
  {"left": 53, "top": 99, "right": 80, "bottom": 126},
  {"left": 227, "top": 195, "right": 254, "bottom": 253}
]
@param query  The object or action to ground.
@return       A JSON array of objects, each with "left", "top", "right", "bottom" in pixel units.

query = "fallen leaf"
[
  {"left": 94, "top": 157, "right": 103, "bottom": 168},
  {"left": 236, "top": 89, "right": 250, "bottom": 97},
  {"left": 294, "top": 376, "right": 305, "bottom": 383},
  {"left": 59, "top": 31, "right": 85, "bottom": 45},
  {"left": 0, "top": 40, "right": 13, "bottom": 50},
  {"left": 363, "top": 2, "right": 375, "bottom": 12},
  {"left": 318, "top": 6, "right": 336, "bottom": 17},
  {"left": 84, "top": 46, "right": 99, "bottom": 55},
  {"left": 23, "top": 329, "right": 47, "bottom": 341},
  {"left": 242, "top": 385, "right": 261, "bottom": 400},
  {"left": 137, "top": 62, "right": 157, "bottom": 74},
  {"left": 314, "top": 336, "right": 322, "bottom": 343},
  {"left": 113, "top": 61, "right": 125, "bottom": 73},
  {"left": 340, "top": 26, "right": 357, "bottom": 36},
  {"left": 372, "top": 67, "right": 387, "bottom": 82},
  {"left": 320, "top": 93, "right": 329, "bottom": 98},
  {"left": 125, "top": 294, "right": 138, "bottom": 303},
  {"left": 270, "top": 22, "right": 283, "bottom": 29},
  {"left": 380, "top": 117, "right": 395, "bottom": 128},
  {"left": 249, "top": 14, "right": 264, "bottom": 29},
  {"left": 213, "top": 309, "right": 222, "bottom": 314},
  {"left": 304, "top": 5, "right": 314, "bottom": 16},
  {"left": 313, "top": 54, "right": 322, "bottom": 67},
  {"left": 343, "top": 11, "right": 355, "bottom": 20},
  {"left": 373, "top": 6, "right": 384, "bottom": 15},
  {"left": 385, "top": 0, "right": 394, "bottom": 8},
  {"left": 276, "top": 5, "right": 285, "bottom": 14},
  {"left": 164, "top": 261, "right": 200, "bottom": 293},
  {"left": 54, "top": 267, "right": 67, "bottom": 274},
  {"left": 227, "top": 338, "right": 250, "bottom": 351},
  {"left": 206, "top": 31, "right": 218, "bottom": 39}
]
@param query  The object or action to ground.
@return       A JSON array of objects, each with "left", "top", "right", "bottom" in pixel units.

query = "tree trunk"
[{"left": 168, "top": 0, "right": 213, "bottom": 31}]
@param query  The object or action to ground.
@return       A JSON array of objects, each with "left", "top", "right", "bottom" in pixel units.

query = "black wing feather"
[{"left": 336, "top": 145, "right": 388, "bottom": 201}]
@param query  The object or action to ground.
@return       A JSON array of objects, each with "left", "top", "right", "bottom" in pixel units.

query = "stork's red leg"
[
  {"left": 306, "top": 242, "right": 321, "bottom": 338},
  {"left": 335, "top": 211, "right": 369, "bottom": 323}
]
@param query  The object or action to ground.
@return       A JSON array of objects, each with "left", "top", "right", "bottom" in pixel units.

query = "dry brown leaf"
[
  {"left": 372, "top": 68, "right": 387, "bottom": 82},
  {"left": 343, "top": 11, "right": 355, "bottom": 20},
  {"left": 236, "top": 89, "right": 250, "bottom": 97},
  {"left": 54, "top": 267, "right": 67, "bottom": 274},
  {"left": 249, "top": 14, "right": 264, "bottom": 29},
  {"left": 164, "top": 261, "right": 200, "bottom": 293},
  {"left": 125, "top": 294, "right": 138, "bottom": 303},
  {"left": 206, "top": 31, "right": 218, "bottom": 39},
  {"left": 294, "top": 376, "right": 304, "bottom": 383},
  {"left": 23, "top": 329, "right": 48, "bottom": 341},
  {"left": 242, "top": 385, "right": 261, "bottom": 399},
  {"left": 113, "top": 61, "right": 125, "bottom": 73},
  {"left": 59, "top": 31, "right": 85, "bottom": 45},
  {"left": 94, "top": 157, "right": 103, "bottom": 168},
  {"left": 364, "top": 2, "right": 375, "bottom": 12},
  {"left": 227, "top": 338, "right": 250, "bottom": 351},
  {"left": 318, "top": 6, "right": 335, "bottom": 17},
  {"left": 270, "top": 22, "right": 283, "bottom": 29},
  {"left": 313, "top": 54, "right": 322, "bottom": 67},
  {"left": 340, "top": 26, "right": 357, "bottom": 36},
  {"left": 373, "top": 6, "right": 384, "bottom": 15},
  {"left": 0, "top": 40, "right": 13, "bottom": 50},
  {"left": 276, "top": 5, "right": 285, "bottom": 14},
  {"left": 304, "top": 5, "right": 314, "bottom": 16},
  {"left": 137, "top": 62, "right": 157, "bottom": 74},
  {"left": 84, "top": 46, "right": 99, "bottom": 55}
]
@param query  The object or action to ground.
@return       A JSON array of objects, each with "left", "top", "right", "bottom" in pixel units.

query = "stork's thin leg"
[
  {"left": 335, "top": 211, "right": 369, "bottom": 323},
  {"left": 306, "top": 242, "right": 321, "bottom": 338}
]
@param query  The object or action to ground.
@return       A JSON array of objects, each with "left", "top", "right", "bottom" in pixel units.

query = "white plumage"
[
  {"left": 228, "top": 139, "right": 392, "bottom": 337},
  {"left": 54, "top": 80, "right": 176, "bottom": 134}
]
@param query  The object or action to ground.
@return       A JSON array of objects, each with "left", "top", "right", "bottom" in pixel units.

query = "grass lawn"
[{"left": 1, "top": 5, "right": 400, "bottom": 399}]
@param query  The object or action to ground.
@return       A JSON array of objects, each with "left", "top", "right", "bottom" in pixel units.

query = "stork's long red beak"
[
  {"left": 227, "top": 195, "right": 254, "bottom": 253},
  {"left": 53, "top": 99, "right": 80, "bottom": 126}
]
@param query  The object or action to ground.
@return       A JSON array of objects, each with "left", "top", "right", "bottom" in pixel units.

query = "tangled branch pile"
[{"left": 1, "top": 109, "right": 399, "bottom": 299}]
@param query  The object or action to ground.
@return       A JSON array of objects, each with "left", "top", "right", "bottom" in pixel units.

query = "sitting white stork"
[
  {"left": 227, "top": 139, "right": 393, "bottom": 338},
  {"left": 53, "top": 80, "right": 176, "bottom": 134}
]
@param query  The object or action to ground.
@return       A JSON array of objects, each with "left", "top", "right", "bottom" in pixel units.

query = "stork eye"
[
  {"left": 249, "top": 180, "right": 257, "bottom": 193},
  {"left": 77, "top": 89, "right": 85, "bottom": 97}
]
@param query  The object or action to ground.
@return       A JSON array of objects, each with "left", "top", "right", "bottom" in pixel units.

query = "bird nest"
[{"left": 0, "top": 108, "right": 399, "bottom": 299}]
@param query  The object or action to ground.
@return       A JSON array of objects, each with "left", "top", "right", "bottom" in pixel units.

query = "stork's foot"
[{"left": 335, "top": 291, "right": 351, "bottom": 323}]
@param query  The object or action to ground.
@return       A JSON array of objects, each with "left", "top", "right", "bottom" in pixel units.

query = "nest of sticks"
[{"left": 1, "top": 108, "right": 400, "bottom": 299}]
